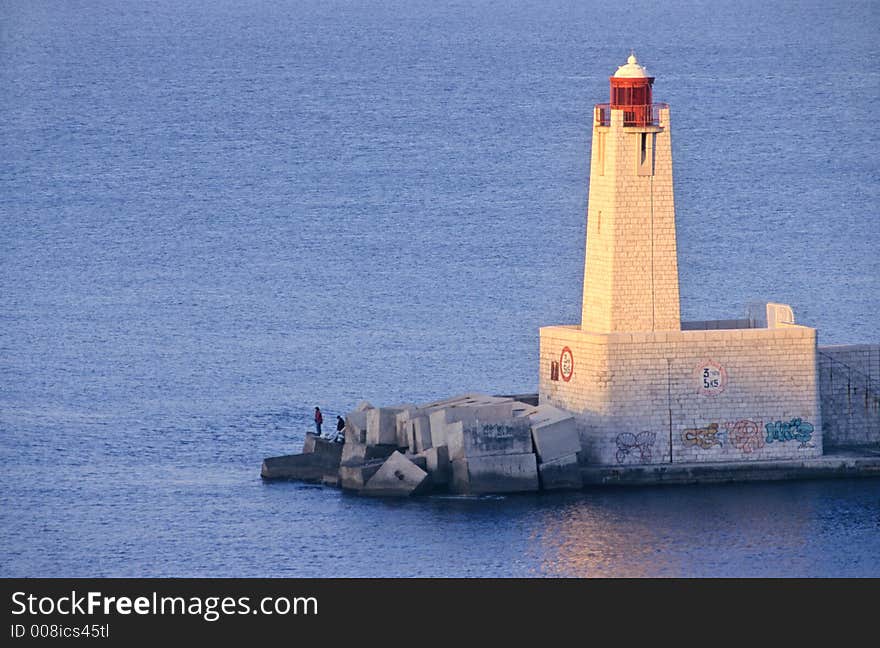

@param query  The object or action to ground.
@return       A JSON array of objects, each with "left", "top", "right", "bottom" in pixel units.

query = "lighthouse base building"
[{"left": 539, "top": 55, "right": 822, "bottom": 466}]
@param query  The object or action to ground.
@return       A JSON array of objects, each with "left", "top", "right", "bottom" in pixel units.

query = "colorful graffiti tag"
[
  {"left": 675, "top": 418, "right": 816, "bottom": 456},
  {"left": 727, "top": 419, "right": 764, "bottom": 454},
  {"left": 681, "top": 423, "right": 722, "bottom": 449},
  {"left": 765, "top": 418, "right": 814, "bottom": 445},
  {"left": 615, "top": 431, "right": 656, "bottom": 464}
]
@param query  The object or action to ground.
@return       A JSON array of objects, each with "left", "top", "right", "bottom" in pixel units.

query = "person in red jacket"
[{"left": 313, "top": 407, "right": 323, "bottom": 436}]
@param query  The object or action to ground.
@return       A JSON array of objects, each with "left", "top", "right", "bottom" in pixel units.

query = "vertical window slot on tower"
[{"left": 638, "top": 132, "right": 655, "bottom": 176}]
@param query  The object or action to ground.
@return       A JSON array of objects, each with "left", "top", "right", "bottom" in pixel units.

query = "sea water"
[{"left": 1, "top": 0, "right": 878, "bottom": 577}]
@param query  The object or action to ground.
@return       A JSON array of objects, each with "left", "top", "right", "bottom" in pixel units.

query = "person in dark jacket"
[
  {"left": 314, "top": 407, "right": 323, "bottom": 436},
  {"left": 335, "top": 416, "right": 345, "bottom": 442}
]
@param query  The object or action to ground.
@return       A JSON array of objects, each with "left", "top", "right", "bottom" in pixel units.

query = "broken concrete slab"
[
  {"left": 261, "top": 453, "right": 338, "bottom": 482},
  {"left": 451, "top": 453, "right": 539, "bottom": 494},
  {"left": 355, "top": 400, "right": 374, "bottom": 412},
  {"left": 446, "top": 418, "right": 534, "bottom": 461},
  {"left": 538, "top": 452, "right": 583, "bottom": 490},
  {"left": 367, "top": 407, "right": 408, "bottom": 446},
  {"left": 523, "top": 404, "right": 581, "bottom": 463},
  {"left": 362, "top": 451, "right": 429, "bottom": 497},
  {"left": 339, "top": 460, "right": 385, "bottom": 491}
]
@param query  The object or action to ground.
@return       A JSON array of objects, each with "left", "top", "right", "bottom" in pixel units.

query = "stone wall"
[
  {"left": 818, "top": 344, "right": 880, "bottom": 447},
  {"left": 581, "top": 107, "right": 681, "bottom": 333},
  {"left": 539, "top": 324, "right": 821, "bottom": 465}
]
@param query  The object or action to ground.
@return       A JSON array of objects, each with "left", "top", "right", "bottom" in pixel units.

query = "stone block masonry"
[
  {"left": 539, "top": 323, "right": 822, "bottom": 466},
  {"left": 818, "top": 344, "right": 880, "bottom": 447},
  {"left": 582, "top": 107, "right": 680, "bottom": 333}
]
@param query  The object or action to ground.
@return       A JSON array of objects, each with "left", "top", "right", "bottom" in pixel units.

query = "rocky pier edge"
[
  {"left": 260, "top": 392, "right": 587, "bottom": 496},
  {"left": 260, "top": 393, "right": 880, "bottom": 497}
]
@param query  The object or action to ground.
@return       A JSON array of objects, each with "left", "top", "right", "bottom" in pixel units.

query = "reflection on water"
[{"left": 528, "top": 482, "right": 873, "bottom": 578}]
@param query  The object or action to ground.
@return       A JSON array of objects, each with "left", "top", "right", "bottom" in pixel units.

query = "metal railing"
[{"left": 594, "top": 103, "right": 668, "bottom": 127}]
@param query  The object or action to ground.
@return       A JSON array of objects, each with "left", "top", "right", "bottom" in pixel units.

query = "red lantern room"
[{"left": 609, "top": 52, "right": 654, "bottom": 127}]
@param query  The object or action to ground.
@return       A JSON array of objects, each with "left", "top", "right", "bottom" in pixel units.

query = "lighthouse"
[
  {"left": 539, "top": 53, "right": 821, "bottom": 467},
  {"left": 582, "top": 53, "right": 680, "bottom": 333}
]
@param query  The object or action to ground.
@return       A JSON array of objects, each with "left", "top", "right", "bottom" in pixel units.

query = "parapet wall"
[
  {"left": 539, "top": 324, "right": 821, "bottom": 466},
  {"left": 818, "top": 344, "right": 880, "bottom": 447}
]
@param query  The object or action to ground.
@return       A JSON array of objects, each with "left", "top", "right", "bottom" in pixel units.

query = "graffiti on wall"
[
  {"left": 680, "top": 418, "right": 816, "bottom": 454},
  {"left": 681, "top": 423, "right": 722, "bottom": 449},
  {"left": 765, "top": 418, "right": 814, "bottom": 446},
  {"left": 616, "top": 431, "right": 656, "bottom": 464},
  {"left": 726, "top": 419, "right": 764, "bottom": 453}
]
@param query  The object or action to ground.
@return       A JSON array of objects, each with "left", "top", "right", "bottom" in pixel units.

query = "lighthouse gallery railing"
[{"left": 594, "top": 103, "right": 668, "bottom": 127}]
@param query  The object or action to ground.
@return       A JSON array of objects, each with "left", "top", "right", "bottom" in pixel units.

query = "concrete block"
[
  {"left": 524, "top": 404, "right": 581, "bottom": 463},
  {"left": 416, "top": 393, "right": 493, "bottom": 410},
  {"left": 367, "top": 407, "right": 407, "bottom": 446},
  {"left": 417, "top": 446, "right": 451, "bottom": 486},
  {"left": 404, "top": 453, "right": 428, "bottom": 471},
  {"left": 302, "top": 436, "right": 344, "bottom": 465},
  {"left": 429, "top": 401, "right": 517, "bottom": 448},
  {"left": 261, "top": 452, "right": 339, "bottom": 482},
  {"left": 446, "top": 418, "right": 533, "bottom": 461},
  {"left": 339, "top": 460, "right": 385, "bottom": 491},
  {"left": 511, "top": 402, "right": 532, "bottom": 417},
  {"left": 395, "top": 406, "right": 418, "bottom": 449},
  {"left": 302, "top": 432, "right": 319, "bottom": 454},
  {"left": 341, "top": 441, "right": 397, "bottom": 466},
  {"left": 451, "top": 453, "right": 539, "bottom": 494},
  {"left": 408, "top": 415, "right": 432, "bottom": 453},
  {"left": 355, "top": 400, "right": 374, "bottom": 412},
  {"left": 341, "top": 441, "right": 365, "bottom": 466},
  {"left": 538, "top": 453, "right": 583, "bottom": 490},
  {"left": 345, "top": 410, "right": 369, "bottom": 444},
  {"left": 362, "top": 451, "right": 429, "bottom": 497}
]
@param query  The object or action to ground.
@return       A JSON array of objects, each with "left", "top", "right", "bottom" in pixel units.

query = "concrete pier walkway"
[{"left": 581, "top": 446, "right": 880, "bottom": 486}]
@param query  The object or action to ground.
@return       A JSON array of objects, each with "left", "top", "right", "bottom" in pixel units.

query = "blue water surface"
[{"left": 1, "top": 0, "right": 879, "bottom": 577}]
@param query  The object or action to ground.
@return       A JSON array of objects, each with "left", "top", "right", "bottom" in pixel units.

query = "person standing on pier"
[
  {"left": 313, "top": 406, "right": 323, "bottom": 436},
  {"left": 335, "top": 415, "right": 345, "bottom": 442}
]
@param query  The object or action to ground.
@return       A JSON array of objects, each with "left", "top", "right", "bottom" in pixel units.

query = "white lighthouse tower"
[
  {"left": 582, "top": 53, "right": 680, "bottom": 333},
  {"left": 539, "top": 53, "right": 821, "bottom": 466}
]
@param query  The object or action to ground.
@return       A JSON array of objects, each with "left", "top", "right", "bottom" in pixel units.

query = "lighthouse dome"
[{"left": 613, "top": 53, "right": 649, "bottom": 78}]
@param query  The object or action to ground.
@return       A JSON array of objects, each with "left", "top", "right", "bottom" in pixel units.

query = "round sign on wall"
[
  {"left": 560, "top": 347, "right": 574, "bottom": 382},
  {"left": 695, "top": 358, "right": 727, "bottom": 396}
]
